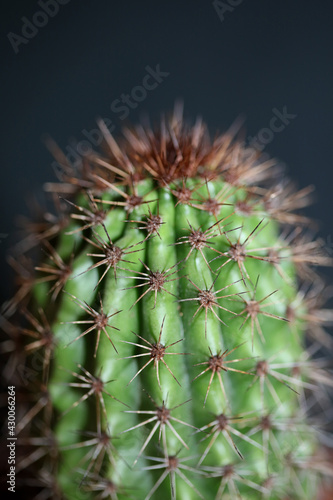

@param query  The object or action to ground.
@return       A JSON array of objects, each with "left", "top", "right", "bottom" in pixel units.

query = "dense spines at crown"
[{"left": 2, "top": 110, "right": 333, "bottom": 500}]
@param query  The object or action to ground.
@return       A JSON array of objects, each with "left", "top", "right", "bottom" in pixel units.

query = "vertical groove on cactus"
[{"left": 2, "top": 108, "right": 333, "bottom": 499}]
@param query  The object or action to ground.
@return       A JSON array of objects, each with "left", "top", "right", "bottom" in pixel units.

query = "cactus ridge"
[{"left": 2, "top": 109, "right": 333, "bottom": 499}]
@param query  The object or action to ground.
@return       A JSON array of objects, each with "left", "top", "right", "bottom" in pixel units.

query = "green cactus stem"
[{"left": 3, "top": 109, "right": 333, "bottom": 499}]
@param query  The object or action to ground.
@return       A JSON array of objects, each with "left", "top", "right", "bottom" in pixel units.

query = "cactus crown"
[{"left": 2, "top": 108, "right": 333, "bottom": 499}]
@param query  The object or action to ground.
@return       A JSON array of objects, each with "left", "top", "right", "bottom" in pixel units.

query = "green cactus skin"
[{"left": 3, "top": 112, "right": 333, "bottom": 499}]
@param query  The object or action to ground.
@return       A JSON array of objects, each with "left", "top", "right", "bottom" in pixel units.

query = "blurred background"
[{"left": 1, "top": 0, "right": 333, "bottom": 305}]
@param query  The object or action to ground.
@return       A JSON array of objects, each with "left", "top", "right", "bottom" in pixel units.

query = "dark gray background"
[{"left": 1, "top": 0, "right": 333, "bottom": 305}]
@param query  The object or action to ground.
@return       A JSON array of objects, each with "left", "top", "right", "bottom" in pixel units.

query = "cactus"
[{"left": 2, "top": 108, "right": 333, "bottom": 499}]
